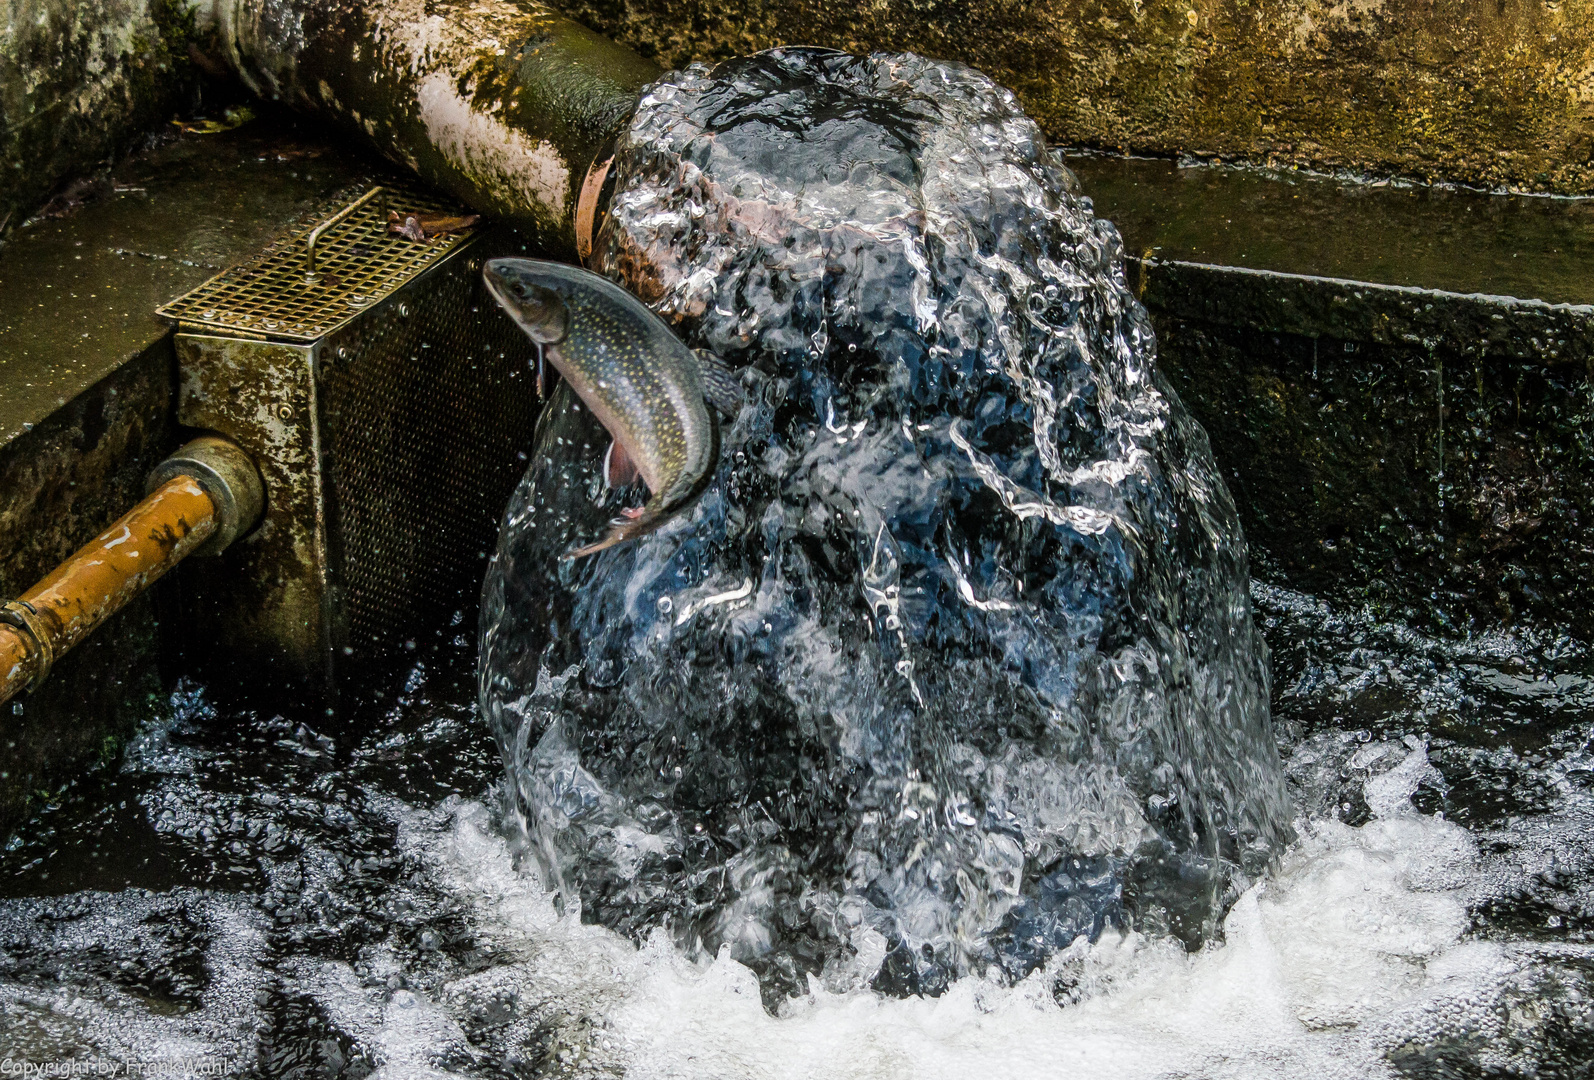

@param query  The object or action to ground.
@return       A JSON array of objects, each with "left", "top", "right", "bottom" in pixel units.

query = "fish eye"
[{"left": 512, "top": 283, "right": 526, "bottom": 296}]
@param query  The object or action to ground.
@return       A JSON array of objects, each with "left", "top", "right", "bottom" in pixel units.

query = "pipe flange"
[
  {"left": 0, "top": 600, "right": 54, "bottom": 693},
  {"left": 575, "top": 135, "right": 620, "bottom": 266},
  {"left": 146, "top": 436, "right": 266, "bottom": 557}
]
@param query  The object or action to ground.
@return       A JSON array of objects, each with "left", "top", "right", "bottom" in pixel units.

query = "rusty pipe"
[
  {"left": 1, "top": 437, "right": 264, "bottom": 707},
  {"left": 200, "top": 1, "right": 661, "bottom": 259}
]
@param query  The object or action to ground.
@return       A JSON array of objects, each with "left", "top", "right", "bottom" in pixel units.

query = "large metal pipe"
[
  {"left": 0, "top": 437, "right": 263, "bottom": 707},
  {"left": 200, "top": 1, "right": 661, "bottom": 259}
]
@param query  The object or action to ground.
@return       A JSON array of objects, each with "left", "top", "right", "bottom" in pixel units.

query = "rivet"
[
  {"left": 398, "top": 302, "right": 411, "bottom": 317},
  {"left": 277, "top": 404, "right": 294, "bottom": 421}
]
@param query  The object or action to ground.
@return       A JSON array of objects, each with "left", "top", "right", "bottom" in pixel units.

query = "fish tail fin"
[
  {"left": 694, "top": 349, "right": 744, "bottom": 417},
  {"left": 566, "top": 411, "right": 722, "bottom": 560},
  {"left": 561, "top": 510, "right": 662, "bottom": 561}
]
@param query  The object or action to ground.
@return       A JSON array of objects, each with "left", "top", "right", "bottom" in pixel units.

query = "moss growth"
[
  {"left": 0, "top": 0, "right": 204, "bottom": 233},
  {"left": 544, "top": 0, "right": 1594, "bottom": 193}
]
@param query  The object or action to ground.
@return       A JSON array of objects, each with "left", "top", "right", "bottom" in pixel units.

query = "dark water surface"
[{"left": 0, "top": 585, "right": 1590, "bottom": 1076}]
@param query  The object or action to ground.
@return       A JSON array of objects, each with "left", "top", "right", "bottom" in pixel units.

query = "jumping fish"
[{"left": 482, "top": 258, "right": 742, "bottom": 559}]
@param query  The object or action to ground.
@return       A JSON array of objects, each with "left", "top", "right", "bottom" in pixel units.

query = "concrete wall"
[
  {"left": 0, "top": 343, "right": 175, "bottom": 837},
  {"left": 5, "top": 0, "right": 1592, "bottom": 221},
  {"left": 0, "top": 0, "right": 200, "bottom": 233},
  {"left": 551, "top": 0, "right": 1594, "bottom": 194}
]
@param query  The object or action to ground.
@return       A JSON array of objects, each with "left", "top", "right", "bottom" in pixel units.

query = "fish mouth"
[
  {"left": 481, "top": 260, "right": 512, "bottom": 304},
  {"left": 482, "top": 259, "right": 568, "bottom": 345},
  {"left": 481, "top": 258, "right": 539, "bottom": 310}
]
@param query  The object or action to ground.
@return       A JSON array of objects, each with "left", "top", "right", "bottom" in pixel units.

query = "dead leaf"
[
  {"left": 173, "top": 106, "right": 256, "bottom": 135},
  {"left": 387, "top": 210, "right": 481, "bottom": 242},
  {"left": 387, "top": 211, "right": 427, "bottom": 242}
]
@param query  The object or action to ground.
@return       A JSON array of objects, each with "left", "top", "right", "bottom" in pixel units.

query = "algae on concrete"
[
  {"left": 0, "top": 0, "right": 204, "bottom": 237},
  {"left": 1139, "top": 261, "right": 1594, "bottom": 638},
  {"left": 1068, "top": 156, "right": 1594, "bottom": 635},
  {"left": 0, "top": 115, "right": 375, "bottom": 837},
  {"left": 548, "top": 0, "right": 1594, "bottom": 195}
]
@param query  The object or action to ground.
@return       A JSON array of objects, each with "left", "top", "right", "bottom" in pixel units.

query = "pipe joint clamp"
[
  {"left": 0, "top": 600, "right": 54, "bottom": 692},
  {"left": 146, "top": 436, "right": 266, "bottom": 556}
]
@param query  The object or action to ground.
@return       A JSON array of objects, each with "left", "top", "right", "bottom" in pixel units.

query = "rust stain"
[{"left": 0, "top": 477, "right": 216, "bottom": 706}]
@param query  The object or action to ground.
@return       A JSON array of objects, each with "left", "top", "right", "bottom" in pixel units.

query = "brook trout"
[{"left": 483, "top": 258, "right": 742, "bottom": 559}]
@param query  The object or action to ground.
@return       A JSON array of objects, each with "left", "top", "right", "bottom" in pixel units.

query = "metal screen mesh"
[
  {"left": 317, "top": 247, "right": 541, "bottom": 656},
  {"left": 157, "top": 182, "right": 474, "bottom": 343},
  {"left": 163, "top": 179, "right": 543, "bottom": 683}
]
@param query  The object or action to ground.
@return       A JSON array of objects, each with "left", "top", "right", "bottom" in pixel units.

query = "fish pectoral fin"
[
  {"left": 534, "top": 347, "right": 549, "bottom": 399},
  {"left": 603, "top": 439, "right": 640, "bottom": 488},
  {"left": 694, "top": 349, "right": 745, "bottom": 417}
]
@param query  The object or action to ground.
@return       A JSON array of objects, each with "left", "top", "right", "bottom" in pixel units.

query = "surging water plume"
[{"left": 479, "top": 48, "right": 1293, "bottom": 1002}]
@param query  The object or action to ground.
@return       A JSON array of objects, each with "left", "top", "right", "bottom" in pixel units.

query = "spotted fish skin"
[{"left": 483, "top": 257, "right": 724, "bottom": 558}]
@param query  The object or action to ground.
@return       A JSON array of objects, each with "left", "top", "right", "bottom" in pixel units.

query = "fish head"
[{"left": 483, "top": 258, "right": 571, "bottom": 345}]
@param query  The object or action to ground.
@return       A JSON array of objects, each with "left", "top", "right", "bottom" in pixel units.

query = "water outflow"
[{"left": 480, "top": 48, "right": 1292, "bottom": 1002}]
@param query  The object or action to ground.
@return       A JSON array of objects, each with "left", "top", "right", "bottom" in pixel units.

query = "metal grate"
[
  {"left": 157, "top": 181, "right": 478, "bottom": 343},
  {"left": 317, "top": 249, "right": 541, "bottom": 654}
]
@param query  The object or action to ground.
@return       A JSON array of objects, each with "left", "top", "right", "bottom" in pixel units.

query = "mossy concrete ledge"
[
  {"left": 550, "top": 0, "right": 1594, "bottom": 194},
  {"left": 1139, "top": 261, "right": 1594, "bottom": 637},
  {"left": 0, "top": 0, "right": 202, "bottom": 235},
  {"left": 1071, "top": 157, "right": 1594, "bottom": 636},
  {"left": 0, "top": 119, "right": 372, "bottom": 837}
]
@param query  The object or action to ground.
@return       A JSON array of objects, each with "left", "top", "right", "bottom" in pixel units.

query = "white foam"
[
  {"left": 363, "top": 774, "right": 1558, "bottom": 1080},
  {"left": 5, "top": 736, "right": 1585, "bottom": 1076}
]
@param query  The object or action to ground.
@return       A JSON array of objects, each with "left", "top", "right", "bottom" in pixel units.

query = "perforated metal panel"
[
  {"left": 160, "top": 183, "right": 541, "bottom": 709},
  {"left": 319, "top": 253, "right": 538, "bottom": 654},
  {"left": 158, "top": 182, "right": 473, "bottom": 343}
]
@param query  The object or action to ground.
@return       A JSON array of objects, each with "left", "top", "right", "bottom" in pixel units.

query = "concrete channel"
[{"left": 1, "top": 9, "right": 1591, "bottom": 845}]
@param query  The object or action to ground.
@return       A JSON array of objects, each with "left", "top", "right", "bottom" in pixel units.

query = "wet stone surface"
[
  {"left": 1068, "top": 155, "right": 1594, "bottom": 308},
  {"left": 481, "top": 48, "right": 1292, "bottom": 1003}
]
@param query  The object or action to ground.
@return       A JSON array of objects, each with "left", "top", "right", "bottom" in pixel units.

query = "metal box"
[{"left": 157, "top": 182, "right": 541, "bottom": 711}]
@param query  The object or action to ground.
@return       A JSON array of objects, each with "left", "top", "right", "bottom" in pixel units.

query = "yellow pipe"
[
  {"left": 0, "top": 476, "right": 219, "bottom": 706},
  {"left": 0, "top": 626, "right": 26, "bottom": 698}
]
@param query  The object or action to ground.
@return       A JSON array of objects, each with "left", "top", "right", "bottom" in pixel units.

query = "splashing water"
[
  {"left": 0, "top": 582, "right": 1591, "bottom": 1074},
  {"left": 5, "top": 47, "right": 1589, "bottom": 1080},
  {"left": 479, "top": 48, "right": 1291, "bottom": 1002}
]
